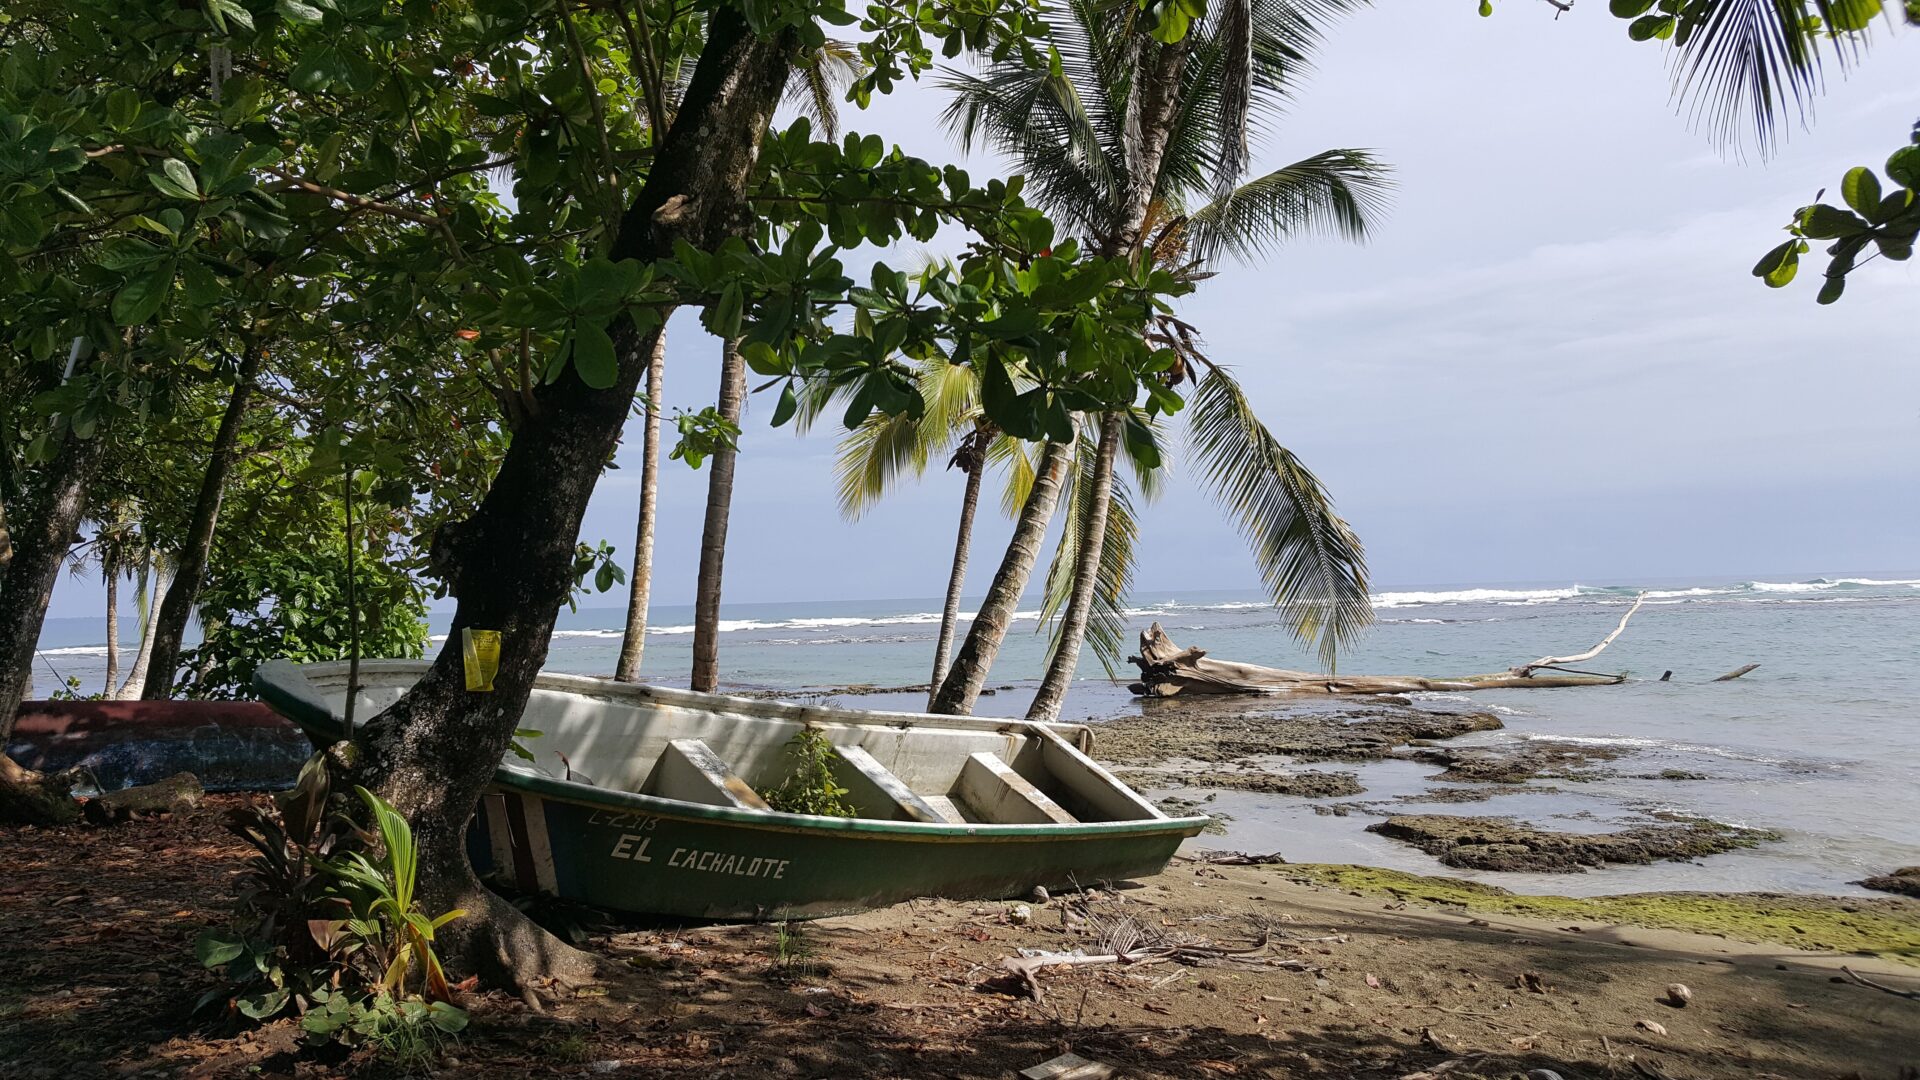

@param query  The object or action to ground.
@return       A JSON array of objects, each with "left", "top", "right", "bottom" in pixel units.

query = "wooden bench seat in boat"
[
  {"left": 641, "top": 739, "right": 770, "bottom": 811},
  {"left": 831, "top": 745, "right": 948, "bottom": 823},
  {"left": 954, "top": 751, "right": 1078, "bottom": 825}
]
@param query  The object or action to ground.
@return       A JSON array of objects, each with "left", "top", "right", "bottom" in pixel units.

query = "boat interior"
[{"left": 299, "top": 662, "right": 1169, "bottom": 827}]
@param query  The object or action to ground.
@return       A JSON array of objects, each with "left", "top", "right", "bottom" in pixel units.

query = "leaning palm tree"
[
  {"left": 812, "top": 353, "right": 1047, "bottom": 707},
  {"left": 931, "top": 0, "right": 1390, "bottom": 720}
]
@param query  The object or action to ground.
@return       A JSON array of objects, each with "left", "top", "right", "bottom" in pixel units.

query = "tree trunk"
[
  {"left": 1127, "top": 623, "right": 1627, "bottom": 697},
  {"left": 994, "top": 38, "right": 1190, "bottom": 723},
  {"left": 1026, "top": 412, "right": 1122, "bottom": 723},
  {"left": 140, "top": 344, "right": 266, "bottom": 699},
  {"left": 103, "top": 564, "right": 120, "bottom": 696},
  {"left": 930, "top": 440, "right": 1072, "bottom": 716},
  {"left": 689, "top": 338, "right": 747, "bottom": 693},
  {"left": 0, "top": 431, "right": 103, "bottom": 741},
  {"left": 351, "top": 9, "right": 795, "bottom": 989},
  {"left": 0, "top": 431, "right": 103, "bottom": 825},
  {"left": 116, "top": 555, "right": 165, "bottom": 700},
  {"left": 927, "top": 455, "right": 985, "bottom": 710},
  {"left": 614, "top": 332, "right": 667, "bottom": 681}
]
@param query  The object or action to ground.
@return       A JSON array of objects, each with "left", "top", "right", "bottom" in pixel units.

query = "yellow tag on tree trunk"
[{"left": 462, "top": 628, "right": 501, "bottom": 691}]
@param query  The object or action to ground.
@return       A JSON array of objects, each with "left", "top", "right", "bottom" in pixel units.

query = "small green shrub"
[
  {"left": 761, "top": 727, "right": 856, "bottom": 817},
  {"left": 767, "top": 920, "right": 819, "bottom": 978},
  {"left": 195, "top": 754, "right": 468, "bottom": 1055}
]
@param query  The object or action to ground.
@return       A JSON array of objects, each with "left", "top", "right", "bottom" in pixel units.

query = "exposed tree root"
[
  {"left": 438, "top": 879, "right": 609, "bottom": 999},
  {"left": 0, "top": 752, "right": 81, "bottom": 826}
]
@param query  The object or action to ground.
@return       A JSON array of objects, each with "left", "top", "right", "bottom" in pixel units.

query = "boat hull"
[
  {"left": 254, "top": 660, "right": 1208, "bottom": 921},
  {"left": 470, "top": 779, "right": 1201, "bottom": 921}
]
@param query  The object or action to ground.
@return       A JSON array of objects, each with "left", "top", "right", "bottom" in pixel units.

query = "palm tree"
[
  {"left": 614, "top": 332, "right": 666, "bottom": 681},
  {"left": 811, "top": 354, "right": 1040, "bottom": 706},
  {"left": 618, "top": 41, "right": 863, "bottom": 689},
  {"left": 930, "top": 0, "right": 1389, "bottom": 719},
  {"left": 114, "top": 546, "right": 169, "bottom": 700}
]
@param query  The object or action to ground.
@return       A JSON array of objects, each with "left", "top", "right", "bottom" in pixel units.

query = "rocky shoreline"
[
  {"left": 1086, "top": 693, "right": 1799, "bottom": 875},
  {"left": 1365, "top": 814, "right": 1779, "bottom": 873}
]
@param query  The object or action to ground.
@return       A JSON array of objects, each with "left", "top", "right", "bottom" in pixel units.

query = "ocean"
[{"left": 30, "top": 574, "right": 1920, "bottom": 898}]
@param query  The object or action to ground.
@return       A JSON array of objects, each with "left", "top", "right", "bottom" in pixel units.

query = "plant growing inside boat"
[{"left": 761, "top": 727, "right": 857, "bottom": 817}]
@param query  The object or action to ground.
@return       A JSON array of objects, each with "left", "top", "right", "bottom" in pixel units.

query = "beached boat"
[{"left": 253, "top": 660, "right": 1208, "bottom": 921}]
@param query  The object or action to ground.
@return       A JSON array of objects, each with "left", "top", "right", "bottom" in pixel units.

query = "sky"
[{"left": 44, "top": 6, "right": 1920, "bottom": 619}]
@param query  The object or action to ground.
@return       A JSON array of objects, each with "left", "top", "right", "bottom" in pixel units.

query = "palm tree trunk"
[
  {"left": 116, "top": 553, "right": 164, "bottom": 700},
  {"left": 1026, "top": 412, "right": 1122, "bottom": 723},
  {"left": 927, "top": 456, "right": 985, "bottom": 708},
  {"left": 929, "top": 440, "right": 1072, "bottom": 716},
  {"left": 690, "top": 338, "right": 747, "bottom": 693},
  {"left": 615, "top": 332, "right": 667, "bottom": 681},
  {"left": 140, "top": 342, "right": 264, "bottom": 699},
  {"left": 103, "top": 565, "right": 120, "bottom": 696}
]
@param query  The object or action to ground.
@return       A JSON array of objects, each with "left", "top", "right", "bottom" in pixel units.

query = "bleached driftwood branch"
[{"left": 1510, "top": 592, "right": 1646, "bottom": 677}]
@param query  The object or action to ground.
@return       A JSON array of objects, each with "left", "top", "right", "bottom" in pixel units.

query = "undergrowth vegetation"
[{"left": 195, "top": 753, "right": 468, "bottom": 1059}]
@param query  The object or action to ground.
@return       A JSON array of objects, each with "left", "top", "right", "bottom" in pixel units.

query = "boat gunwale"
[{"left": 253, "top": 660, "right": 1211, "bottom": 842}]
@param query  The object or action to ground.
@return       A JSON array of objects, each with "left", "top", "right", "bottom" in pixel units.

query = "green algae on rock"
[
  {"left": 1269, "top": 863, "right": 1920, "bottom": 961},
  {"left": 1365, "top": 814, "right": 1779, "bottom": 872},
  {"left": 1122, "top": 767, "right": 1364, "bottom": 799}
]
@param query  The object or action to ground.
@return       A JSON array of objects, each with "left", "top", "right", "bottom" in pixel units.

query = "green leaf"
[
  {"left": 705, "top": 282, "right": 744, "bottom": 339},
  {"left": 238, "top": 988, "right": 290, "bottom": 1020},
  {"left": 112, "top": 267, "right": 172, "bottom": 325},
  {"left": 1609, "top": 0, "right": 1657, "bottom": 16},
  {"left": 97, "top": 236, "right": 165, "bottom": 271},
  {"left": 105, "top": 88, "right": 141, "bottom": 130},
  {"left": 1888, "top": 146, "right": 1920, "bottom": 189},
  {"left": 1816, "top": 275, "right": 1846, "bottom": 304},
  {"left": 210, "top": 0, "right": 255, "bottom": 32},
  {"left": 1478, "top": 0, "right": 1493, "bottom": 15},
  {"left": 195, "top": 932, "right": 246, "bottom": 969},
  {"left": 1841, "top": 167, "right": 1882, "bottom": 218},
  {"left": 182, "top": 259, "right": 222, "bottom": 305},
  {"left": 771, "top": 382, "right": 799, "bottom": 428},
  {"left": 149, "top": 159, "right": 199, "bottom": 200},
  {"left": 1627, "top": 13, "right": 1674, "bottom": 38},
  {"left": 1797, "top": 204, "right": 1866, "bottom": 239},
  {"left": 277, "top": 0, "right": 325, "bottom": 23},
  {"left": 1751, "top": 240, "right": 1800, "bottom": 287},
  {"left": 572, "top": 320, "right": 617, "bottom": 389},
  {"left": 1826, "top": 0, "right": 1883, "bottom": 31}
]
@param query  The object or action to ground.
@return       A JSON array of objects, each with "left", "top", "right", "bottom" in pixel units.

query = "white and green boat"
[{"left": 253, "top": 660, "right": 1208, "bottom": 921}]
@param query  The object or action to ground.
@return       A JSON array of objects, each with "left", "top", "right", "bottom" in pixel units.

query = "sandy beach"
[{"left": 6, "top": 790, "right": 1918, "bottom": 1079}]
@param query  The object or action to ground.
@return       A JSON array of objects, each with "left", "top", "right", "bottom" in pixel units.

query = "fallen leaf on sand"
[{"left": 1636, "top": 1019, "right": 1668, "bottom": 1036}]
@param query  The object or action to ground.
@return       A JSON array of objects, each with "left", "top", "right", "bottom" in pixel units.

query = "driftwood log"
[{"left": 1127, "top": 614, "right": 1638, "bottom": 699}]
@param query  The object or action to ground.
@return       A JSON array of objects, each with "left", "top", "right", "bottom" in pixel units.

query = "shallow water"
[{"left": 32, "top": 574, "right": 1920, "bottom": 896}]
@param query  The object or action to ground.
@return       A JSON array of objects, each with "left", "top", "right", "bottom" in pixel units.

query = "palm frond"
[
  {"left": 1212, "top": 0, "right": 1256, "bottom": 195},
  {"left": 785, "top": 39, "right": 866, "bottom": 142},
  {"left": 1184, "top": 148, "right": 1392, "bottom": 263},
  {"left": 989, "top": 435, "right": 1037, "bottom": 517},
  {"left": 833, "top": 410, "right": 934, "bottom": 521},
  {"left": 1185, "top": 366, "right": 1369, "bottom": 669},
  {"left": 1669, "top": 0, "right": 1873, "bottom": 155}
]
